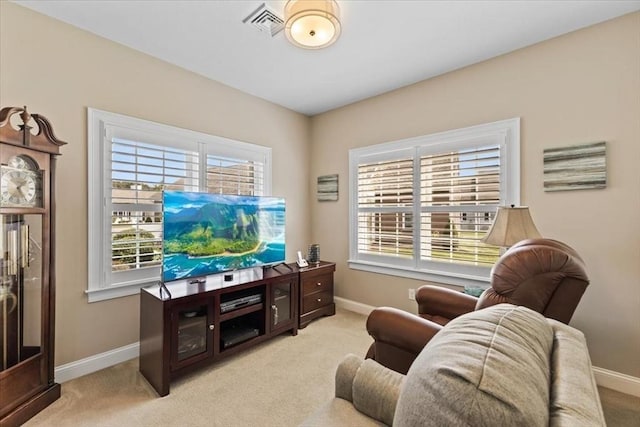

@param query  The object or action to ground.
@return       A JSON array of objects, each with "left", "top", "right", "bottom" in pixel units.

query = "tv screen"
[{"left": 162, "top": 191, "right": 285, "bottom": 282}]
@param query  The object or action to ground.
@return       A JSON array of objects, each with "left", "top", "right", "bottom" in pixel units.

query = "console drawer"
[
  {"left": 301, "top": 273, "right": 333, "bottom": 296},
  {"left": 303, "top": 291, "right": 333, "bottom": 313}
]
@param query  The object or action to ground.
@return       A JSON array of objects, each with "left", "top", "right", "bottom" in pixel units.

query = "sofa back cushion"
[{"left": 394, "top": 304, "right": 553, "bottom": 427}]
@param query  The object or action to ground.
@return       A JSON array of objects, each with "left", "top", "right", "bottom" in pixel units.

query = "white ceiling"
[{"left": 14, "top": 0, "right": 640, "bottom": 116}]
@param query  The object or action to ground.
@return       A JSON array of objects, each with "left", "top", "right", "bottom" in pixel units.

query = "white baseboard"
[
  {"left": 335, "top": 296, "right": 640, "bottom": 397},
  {"left": 593, "top": 366, "right": 640, "bottom": 397},
  {"left": 335, "top": 296, "right": 375, "bottom": 316},
  {"left": 54, "top": 342, "right": 139, "bottom": 383}
]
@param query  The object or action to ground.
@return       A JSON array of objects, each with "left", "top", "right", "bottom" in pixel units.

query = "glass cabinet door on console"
[
  {"left": 270, "top": 277, "right": 296, "bottom": 334},
  {"left": 170, "top": 299, "right": 215, "bottom": 370}
]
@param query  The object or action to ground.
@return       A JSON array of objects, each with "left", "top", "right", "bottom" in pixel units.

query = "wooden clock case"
[{"left": 0, "top": 106, "right": 66, "bottom": 427}]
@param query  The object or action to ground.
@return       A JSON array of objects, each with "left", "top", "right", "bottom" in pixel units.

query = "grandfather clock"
[{"left": 0, "top": 106, "right": 66, "bottom": 426}]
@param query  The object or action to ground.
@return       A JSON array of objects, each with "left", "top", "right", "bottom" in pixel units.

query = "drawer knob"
[
  {"left": 316, "top": 282, "right": 322, "bottom": 286},
  {"left": 209, "top": 324, "right": 214, "bottom": 330},
  {"left": 317, "top": 298, "right": 322, "bottom": 302}
]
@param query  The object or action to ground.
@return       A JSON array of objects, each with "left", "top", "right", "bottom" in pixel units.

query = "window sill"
[
  {"left": 86, "top": 281, "right": 154, "bottom": 303},
  {"left": 347, "top": 259, "right": 490, "bottom": 289}
]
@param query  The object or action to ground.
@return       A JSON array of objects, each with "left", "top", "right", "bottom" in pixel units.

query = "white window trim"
[
  {"left": 87, "top": 108, "right": 272, "bottom": 302},
  {"left": 348, "top": 117, "right": 520, "bottom": 288}
]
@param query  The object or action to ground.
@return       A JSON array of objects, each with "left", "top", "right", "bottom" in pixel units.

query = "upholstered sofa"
[{"left": 301, "top": 304, "right": 605, "bottom": 426}]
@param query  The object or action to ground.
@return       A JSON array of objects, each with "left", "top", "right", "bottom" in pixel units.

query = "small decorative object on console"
[{"left": 307, "top": 243, "right": 320, "bottom": 265}]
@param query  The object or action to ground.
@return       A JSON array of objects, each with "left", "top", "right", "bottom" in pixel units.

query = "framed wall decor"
[
  {"left": 543, "top": 141, "right": 606, "bottom": 192},
  {"left": 317, "top": 174, "right": 338, "bottom": 201}
]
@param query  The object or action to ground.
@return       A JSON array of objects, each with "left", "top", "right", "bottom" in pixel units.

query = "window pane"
[
  {"left": 420, "top": 146, "right": 500, "bottom": 206},
  {"left": 357, "top": 157, "right": 414, "bottom": 258},
  {"left": 111, "top": 215, "right": 163, "bottom": 271},
  {"left": 420, "top": 145, "right": 501, "bottom": 265},
  {"left": 358, "top": 158, "right": 413, "bottom": 208},
  {"left": 110, "top": 138, "right": 199, "bottom": 272},
  {"left": 357, "top": 211, "right": 413, "bottom": 258},
  {"left": 420, "top": 211, "right": 498, "bottom": 266},
  {"left": 206, "top": 155, "right": 264, "bottom": 196}
]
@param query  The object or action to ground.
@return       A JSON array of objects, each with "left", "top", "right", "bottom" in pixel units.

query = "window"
[
  {"left": 349, "top": 118, "right": 520, "bottom": 287},
  {"left": 88, "top": 109, "right": 271, "bottom": 302}
]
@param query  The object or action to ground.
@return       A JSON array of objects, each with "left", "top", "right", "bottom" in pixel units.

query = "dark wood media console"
[{"left": 139, "top": 265, "right": 299, "bottom": 396}]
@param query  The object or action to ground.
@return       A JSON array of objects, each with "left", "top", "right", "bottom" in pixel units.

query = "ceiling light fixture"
[{"left": 284, "top": 0, "right": 341, "bottom": 49}]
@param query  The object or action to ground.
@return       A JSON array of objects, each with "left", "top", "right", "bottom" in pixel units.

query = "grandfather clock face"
[{"left": 1, "top": 155, "right": 43, "bottom": 208}]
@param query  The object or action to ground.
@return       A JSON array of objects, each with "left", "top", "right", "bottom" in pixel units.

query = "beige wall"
[
  {"left": 310, "top": 12, "right": 640, "bottom": 377},
  {"left": 0, "top": 3, "right": 311, "bottom": 365},
  {"left": 2, "top": 2, "right": 639, "bottom": 379}
]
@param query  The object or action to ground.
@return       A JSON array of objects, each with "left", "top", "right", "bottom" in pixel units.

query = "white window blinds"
[
  {"left": 206, "top": 154, "right": 264, "bottom": 196},
  {"left": 419, "top": 146, "right": 500, "bottom": 266},
  {"left": 110, "top": 138, "right": 199, "bottom": 273},
  {"left": 88, "top": 108, "right": 272, "bottom": 302},
  {"left": 357, "top": 157, "right": 414, "bottom": 258},
  {"left": 349, "top": 118, "right": 520, "bottom": 287}
]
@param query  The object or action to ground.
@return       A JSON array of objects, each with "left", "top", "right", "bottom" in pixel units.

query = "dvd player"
[{"left": 220, "top": 293, "right": 262, "bottom": 313}]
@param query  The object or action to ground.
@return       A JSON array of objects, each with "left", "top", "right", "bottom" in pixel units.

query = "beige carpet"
[
  {"left": 24, "top": 308, "right": 639, "bottom": 426},
  {"left": 598, "top": 386, "right": 640, "bottom": 427},
  {"left": 25, "top": 308, "right": 372, "bottom": 427}
]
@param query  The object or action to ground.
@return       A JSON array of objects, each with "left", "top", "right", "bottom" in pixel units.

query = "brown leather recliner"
[{"left": 366, "top": 238, "right": 589, "bottom": 374}]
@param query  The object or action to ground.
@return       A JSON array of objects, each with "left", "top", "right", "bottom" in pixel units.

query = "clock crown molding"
[{"left": 0, "top": 106, "right": 67, "bottom": 155}]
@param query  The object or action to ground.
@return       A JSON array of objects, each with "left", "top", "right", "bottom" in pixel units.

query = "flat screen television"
[{"left": 162, "top": 191, "right": 285, "bottom": 282}]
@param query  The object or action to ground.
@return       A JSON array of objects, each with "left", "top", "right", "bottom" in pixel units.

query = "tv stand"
[{"left": 139, "top": 267, "right": 298, "bottom": 396}]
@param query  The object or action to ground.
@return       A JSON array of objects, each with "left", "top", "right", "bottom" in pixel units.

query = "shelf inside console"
[
  {"left": 220, "top": 311, "right": 264, "bottom": 350},
  {"left": 219, "top": 302, "right": 264, "bottom": 322}
]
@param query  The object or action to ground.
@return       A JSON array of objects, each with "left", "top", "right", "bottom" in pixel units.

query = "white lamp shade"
[
  {"left": 481, "top": 206, "right": 542, "bottom": 247},
  {"left": 284, "top": 0, "right": 341, "bottom": 49}
]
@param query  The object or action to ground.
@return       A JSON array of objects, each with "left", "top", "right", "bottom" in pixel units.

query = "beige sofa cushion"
[
  {"left": 548, "top": 320, "right": 606, "bottom": 426},
  {"left": 394, "top": 304, "right": 553, "bottom": 427},
  {"left": 302, "top": 354, "right": 403, "bottom": 427},
  {"left": 352, "top": 358, "right": 404, "bottom": 425}
]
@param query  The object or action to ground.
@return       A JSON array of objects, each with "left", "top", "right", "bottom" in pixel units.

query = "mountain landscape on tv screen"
[{"left": 162, "top": 192, "right": 285, "bottom": 281}]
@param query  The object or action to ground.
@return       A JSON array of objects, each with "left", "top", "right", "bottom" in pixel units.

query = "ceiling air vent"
[{"left": 243, "top": 3, "right": 284, "bottom": 37}]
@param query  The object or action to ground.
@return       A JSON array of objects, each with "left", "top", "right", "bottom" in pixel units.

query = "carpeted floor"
[
  {"left": 25, "top": 308, "right": 372, "bottom": 427},
  {"left": 24, "top": 308, "right": 639, "bottom": 426},
  {"left": 598, "top": 386, "right": 640, "bottom": 426}
]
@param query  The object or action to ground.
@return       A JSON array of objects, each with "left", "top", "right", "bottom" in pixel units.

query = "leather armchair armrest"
[
  {"left": 416, "top": 285, "right": 478, "bottom": 321},
  {"left": 366, "top": 307, "right": 442, "bottom": 373}
]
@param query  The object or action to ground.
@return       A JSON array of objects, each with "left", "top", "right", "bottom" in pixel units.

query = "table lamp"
[{"left": 481, "top": 205, "right": 541, "bottom": 248}]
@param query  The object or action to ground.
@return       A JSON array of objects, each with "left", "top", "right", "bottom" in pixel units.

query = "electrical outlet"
[{"left": 408, "top": 288, "right": 416, "bottom": 301}]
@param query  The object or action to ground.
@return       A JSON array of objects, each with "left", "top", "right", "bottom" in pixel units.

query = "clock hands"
[
  {"left": 1, "top": 174, "right": 34, "bottom": 203},
  {"left": 6, "top": 178, "right": 25, "bottom": 197},
  {"left": 17, "top": 183, "right": 29, "bottom": 199}
]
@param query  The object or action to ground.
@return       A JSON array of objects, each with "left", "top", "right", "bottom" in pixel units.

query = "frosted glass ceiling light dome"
[{"left": 284, "top": 0, "right": 341, "bottom": 49}]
